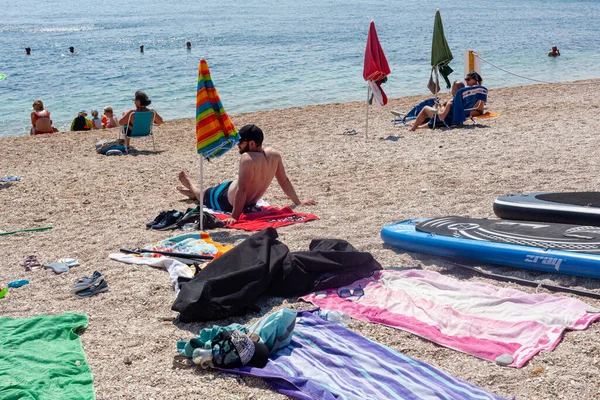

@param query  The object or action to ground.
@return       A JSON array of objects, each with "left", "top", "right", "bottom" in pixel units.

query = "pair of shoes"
[
  {"left": 147, "top": 211, "right": 169, "bottom": 229},
  {"left": 72, "top": 272, "right": 108, "bottom": 297},
  {"left": 148, "top": 210, "right": 184, "bottom": 230}
]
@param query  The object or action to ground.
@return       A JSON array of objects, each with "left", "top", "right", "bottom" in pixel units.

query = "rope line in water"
[{"left": 475, "top": 54, "right": 600, "bottom": 85}]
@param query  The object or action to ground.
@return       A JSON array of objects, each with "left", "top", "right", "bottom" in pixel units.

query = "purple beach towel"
[{"left": 220, "top": 310, "right": 511, "bottom": 400}]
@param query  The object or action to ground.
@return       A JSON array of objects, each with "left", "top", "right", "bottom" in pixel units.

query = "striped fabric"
[
  {"left": 196, "top": 59, "right": 238, "bottom": 159},
  {"left": 222, "top": 310, "right": 509, "bottom": 400},
  {"left": 301, "top": 269, "right": 600, "bottom": 368}
]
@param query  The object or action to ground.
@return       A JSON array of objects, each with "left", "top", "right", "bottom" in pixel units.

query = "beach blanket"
[
  {"left": 300, "top": 269, "right": 600, "bottom": 368},
  {"left": 221, "top": 310, "right": 509, "bottom": 400},
  {"left": 109, "top": 233, "right": 232, "bottom": 294},
  {"left": 212, "top": 206, "right": 319, "bottom": 231},
  {"left": 0, "top": 313, "right": 95, "bottom": 400}
]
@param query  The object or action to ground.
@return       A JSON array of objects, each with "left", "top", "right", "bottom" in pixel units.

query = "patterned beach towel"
[
  {"left": 0, "top": 313, "right": 95, "bottom": 400},
  {"left": 212, "top": 206, "right": 319, "bottom": 231},
  {"left": 222, "top": 310, "right": 510, "bottom": 400},
  {"left": 301, "top": 269, "right": 600, "bottom": 368}
]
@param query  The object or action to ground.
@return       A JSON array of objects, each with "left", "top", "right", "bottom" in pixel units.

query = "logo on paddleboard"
[{"left": 524, "top": 255, "right": 563, "bottom": 271}]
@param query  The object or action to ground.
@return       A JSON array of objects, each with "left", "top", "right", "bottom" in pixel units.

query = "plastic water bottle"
[
  {"left": 192, "top": 348, "right": 213, "bottom": 369},
  {"left": 318, "top": 309, "right": 351, "bottom": 327}
]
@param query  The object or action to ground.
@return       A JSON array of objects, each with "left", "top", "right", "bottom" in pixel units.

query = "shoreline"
[
  {"left": 2, "top": 80, "right": 600, "bottom": 399},
  {"left": 4, "top": 77, "right": 599, "bottom": 139}
]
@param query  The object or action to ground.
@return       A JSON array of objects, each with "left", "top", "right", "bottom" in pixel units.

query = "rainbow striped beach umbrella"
[
  {"left": 195, "top": 59, "right": 238, "bottom": 230},
  {"left": 196, "top": 59, "right": 238, "bottom": 159}
]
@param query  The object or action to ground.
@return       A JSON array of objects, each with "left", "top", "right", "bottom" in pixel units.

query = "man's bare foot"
[
  {"left": 176, "top": 185, "right": 197, "bottom": 200},
  {"left": 178, "top": 170, "right": 195, "bottom": 191}
]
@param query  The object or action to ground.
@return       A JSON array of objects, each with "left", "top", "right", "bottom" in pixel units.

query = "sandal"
[
  {"left": 172, "top": 354, "right": 195, "bottom": 369},
  {"left": 342, "top": 129, "right": 357, "bottom": 136},
  {"left": 21, "top": 255, "right": 42, "bottom": 271}
]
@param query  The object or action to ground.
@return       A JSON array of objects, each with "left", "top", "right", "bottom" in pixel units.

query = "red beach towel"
[{"left": 213, "top": 206, "right": 318, "bottom": 231}]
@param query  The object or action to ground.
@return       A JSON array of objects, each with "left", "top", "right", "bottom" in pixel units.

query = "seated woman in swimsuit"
[
  {"left": 30, "top": 99, "right": 57, "bottom": 135},
  {"left": 118, "top": 90, "right": 164, "bottom": 149},
  {"left": 464, "top": 71, "right": 485, "bottom": 116}
]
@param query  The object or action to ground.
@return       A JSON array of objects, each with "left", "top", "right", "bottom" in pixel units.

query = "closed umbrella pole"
[
  {"left": 430, "top": 9, "right": 454, "bottom": 127},
  {"left": 195, "top": 59, "right": 239, "bottom": 231}
]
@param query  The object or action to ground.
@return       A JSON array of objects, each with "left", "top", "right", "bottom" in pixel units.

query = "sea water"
[{"left": 1, "top": 0, "right": 599, "bottom": 138}]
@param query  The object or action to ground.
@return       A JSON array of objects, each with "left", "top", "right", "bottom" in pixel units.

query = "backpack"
[{"left": 95, "top": 139, "right": 126, "bottom": 155}]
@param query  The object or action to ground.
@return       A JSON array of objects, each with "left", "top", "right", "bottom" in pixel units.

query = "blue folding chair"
[{"left": 119, "top": 111, "right": 156, "bottom": 151}]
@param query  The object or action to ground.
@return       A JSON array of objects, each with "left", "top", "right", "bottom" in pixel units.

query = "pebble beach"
[{"left": 2, "top": 80, "right": 600, "bottom": 399}]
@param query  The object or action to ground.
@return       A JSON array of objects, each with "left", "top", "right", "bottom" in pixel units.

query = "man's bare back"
[
  {"left": 176, "top": 124, "right": 315, "bottom": 224},
  {"left": 227, "top": 147, "right": 280, "bottom": 208}
]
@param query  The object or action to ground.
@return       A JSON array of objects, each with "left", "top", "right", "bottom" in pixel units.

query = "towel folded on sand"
[{"left": 301, "top": 269, "right": 600, "bottom": 368}]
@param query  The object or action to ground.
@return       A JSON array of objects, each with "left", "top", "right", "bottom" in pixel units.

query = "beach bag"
[{"left": 95, "top": 139, "right": 126, "bottom": 155}]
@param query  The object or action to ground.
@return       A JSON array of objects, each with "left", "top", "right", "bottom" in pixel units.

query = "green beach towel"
[{"left": 0, "top": 313, "right": 95, "bottom": 400}]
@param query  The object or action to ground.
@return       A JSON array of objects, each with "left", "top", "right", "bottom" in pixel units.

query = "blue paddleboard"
[{"left": 381, "top": 217, "right": 600, "bottom": 279}]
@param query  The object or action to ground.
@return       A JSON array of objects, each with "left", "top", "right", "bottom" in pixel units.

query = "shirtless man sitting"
[{"left": 177, "top": 124, "right": 316, "bottom": 225}]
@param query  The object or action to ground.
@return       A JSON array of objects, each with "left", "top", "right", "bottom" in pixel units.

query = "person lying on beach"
[
  {"left": 103, "top": 106, "right": 120, "bottom": 129},
  {"left": 119, "top": 90, "right": 163, "bottom": 150},
  {"left": 30, "top": 99, "right": 57, "bottom": 135},
  {"left": 177, "top": 124, "right": 316, "bottom": 225},
  {"left": 464, "top": 71, "right": 485, "bottom": 116},
  {"left": 409, "top": 81, "right": 465, "bottom": 131},
  {"left": 70, "top": 109, "right": 93, "bottom": 131}
]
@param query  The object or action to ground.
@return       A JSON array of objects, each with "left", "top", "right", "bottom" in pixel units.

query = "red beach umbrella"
[
  {"left": 363, "top": 20, "right": 390, "bottom": 138},
  {"left": 363, "top": 21, "right": 390, "bottom": 83}
]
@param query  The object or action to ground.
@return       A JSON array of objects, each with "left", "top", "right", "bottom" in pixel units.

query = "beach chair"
[
  {"left": 391, "top": 97, "right": 452, "bottom": 129},
  {"left": 391, "top": 98, "right": 438, "bottom": 126},
  {"left": 119, "top": 111, "right": 156, "bottom": 151}
]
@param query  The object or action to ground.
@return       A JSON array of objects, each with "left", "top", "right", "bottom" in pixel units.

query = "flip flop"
[
  {"left": 8, "top": 280, "right": 29, "bottom": 288},
  {"left": 43, "top": 262, "right": 69, "bottom": 274},
  {"left": 58, "top": 258, "right": 80, "bottom": 268},
  {"left": 172, "top": 355, "right": 195, "bottom": 369}
]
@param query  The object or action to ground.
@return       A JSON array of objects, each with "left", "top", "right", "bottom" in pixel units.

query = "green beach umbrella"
[{"left": 431, "top": 9, "right": 453, "bottom": 89}]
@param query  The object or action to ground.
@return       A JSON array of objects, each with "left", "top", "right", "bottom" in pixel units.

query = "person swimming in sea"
[{"left": 548, "top": 45, "right": 560, "bottom": 57}]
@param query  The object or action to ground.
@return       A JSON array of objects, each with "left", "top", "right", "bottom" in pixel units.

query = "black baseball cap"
[{"left": 238, "top": 124, "right": 264, "bottom": 145}]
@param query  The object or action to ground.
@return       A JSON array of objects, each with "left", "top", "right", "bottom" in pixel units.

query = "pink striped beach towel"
[{"left": 300, "top": 269, "right": 600, "bottom": 368}]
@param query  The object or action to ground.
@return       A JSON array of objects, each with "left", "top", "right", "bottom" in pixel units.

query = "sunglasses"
[
  {"left": 337, "top": 286, "right": 364, "bottom": 298},
  {"left": 465, "top": 77, "right": 475, "bottom": 81}
]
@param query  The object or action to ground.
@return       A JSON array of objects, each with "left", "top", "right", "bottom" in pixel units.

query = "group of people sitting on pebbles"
[{"left": 30, "top": 91, "right": 163, "bottom": 149}]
